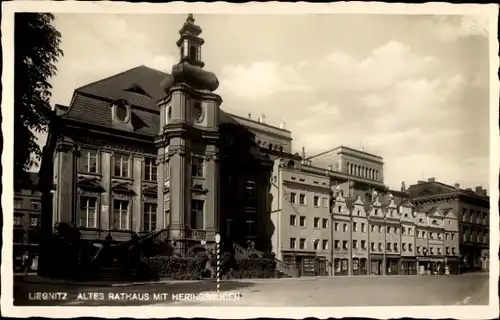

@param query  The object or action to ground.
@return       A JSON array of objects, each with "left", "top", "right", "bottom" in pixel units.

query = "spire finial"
[{"left": 187, "top": 13, "right": 195, "bottom": 23}]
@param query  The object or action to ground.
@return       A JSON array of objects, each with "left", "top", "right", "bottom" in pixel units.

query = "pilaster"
[
  {"left": 56, "top": 140, "right": 78, "bottom": 224},
  {"left": 169, "top": 143, "right": 188, "bottom": 237},
  {"left": 156, "top": 150, "right": 165, "bottom": 230},
  {"left": 132, "top": 156, "right": 142, "bottom": 232},
  {"left": 100, "top": 151, "right": 112, "bottom": 230},
  {"left": 203, "top": 149, "right": 220, "bottom": 236}
]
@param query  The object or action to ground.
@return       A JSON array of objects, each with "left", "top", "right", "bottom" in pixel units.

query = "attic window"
[
  {"left": 112, "top": 99, "right": 131, "bottom": 124},
  {"left": 124, "top": 84, "right": 151, "bottom": 98}
]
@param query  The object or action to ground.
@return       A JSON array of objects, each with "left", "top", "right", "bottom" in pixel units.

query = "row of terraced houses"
[{"left": 14, "top": 14, "right": 490, "bottom": 277}]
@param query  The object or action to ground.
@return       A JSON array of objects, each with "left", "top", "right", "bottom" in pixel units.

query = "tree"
[{"left": 14, "top": 13, "right": 63, "bottom": 187}]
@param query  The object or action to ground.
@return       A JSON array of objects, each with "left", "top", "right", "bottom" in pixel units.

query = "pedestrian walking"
[{"left": 22, "top": 251, "right": 30, "bottom": 276}]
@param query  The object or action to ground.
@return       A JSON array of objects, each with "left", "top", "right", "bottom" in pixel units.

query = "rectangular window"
[
  {"left": 144, "top": 158, "right": 157, "bottom": 181},
  {"left": 361, "top": 240, "right": 366, "bottom": 249},
  {"left": 451, "top": 233, "right": 455, "bottom": 240},
  {"left": 322, "top": 197, "right": 329, "bottom": 208},
  {"left": 402, "top": 243, "right": 407, "bottom": 252},
  {"left": 80, "top": 197, "right": 97, "bottom": 228},
  {"left": 394, "top": 243, "right": 398, "bottom": 252},
  {"left": 417, "top": 230, "right": 421, "bottom": 238},
  {"left": 114, "top": 154, "right": 130, "bottom": 177},
  {"left": 313, "top": 240, "right": 319, "bottom": 250},
  {"left": 438, "top": 233, "right": 443, "bottom": 240},
  {"left": 343, "top": 223, "right": 348, "bottom": 232},
  {"left": 417, "top": 246, "right": 421, "bottom": 254},
  {"left": 143, "top": 203, "right": 157, "bottom": 231},
  {"left": 191, "top": 199, "right": 204, "bottom": 230},
  {"left": 79, "top": 149, "right": 98, "bottom": 173},
  {"left": 387, "top": 226, "right": 391, "bottom": 234},
  {"left": 113, "top": 199, "right": 129, "bottom": 230},
  {"left": 335, "top": 222, "right": 339, "bottom": 231},
  {"left": 445, "top": 247, "right": 450, "bottom": 255},
  {"left": 322, "top": 218, "right": 328, "bottom": 229},
  {"left": 14, "top": 215, "right": 22, "bottom": 226},
  {"left": 290, "top": 192, "right": 297, "bottom": 203},
  {"left": 371, "top": 225, "right": 376, "bottom": 232},
  {"left": 402, "top": 226, "right": 406, "bottom": 235},
  {"left": 409, "top": 244, "right": 413, "bottom": 252},
  {"left": 290, "top": 215, "right": 296, "bottom": 226},
  {"left": 313, "top": 196, "right": 320, "bottom": 207},
  {"left": 335, "top": 240, "right": 340, "bottom": 249},
  {"left": 361, "top": 223, "right": 366, "bottom": 233},
  {"left": 342, "top": 240, "right": 348, "bottom": 250},
  {"left": 371, "top": 242, "right": 375, "bottom": 251},
  {"left": 378, "top": 226, "right": 382, "bottom": 233},
  {"left": 353, "top": 222, "right": 358, "bottom": 232},
  {"left": 422, "top": 231, "right": 426, "bottom": 238},
  {"left": 29, "top": 215, "right": 39, "bottom": 227},
  {"left": 290, "top": 238, "right": 296, "bottom": 249},
  {"left": 430, "top": 247, "right": 434, "bottom": 255},
  {"left": 299, "top": 194, "right": 306, "bottom": 205},
  {"left": 445, "top": 233, "right": 449, "bottom": 240},
  {"left": 437, "top": 248, "right": 442, "bottom": 255},
  {"left": 353, "top": 240, "right": 358, "bottom": 249},
  {"left": 191, "top": 157, "right": 204, "bottom": 178},
  {"left": 299, "top": 216, "right": 306, "bottom": 227},
  {"left": 322, "top": 240, "right": 328, "bottom": 250},
  {"left": 378, "top": 242, "right": 382, "bottom": 251},
  {"left": 387, "top": 242, "right": 391, "bottom": 251},
  {"left": 313, "top": 217, "right": 320, "bottom": 228},
  {"left": 31, "top": 200, "right": 40, "bottom": 210},
  {"left": 14, "top": 199, "right": 22, "bottom": 209},
  {"left": 452, "top": 247, "right": 456, "bottom": 255},
  {"left": 299, "top": 238, "right": 306, "bottom": 249}
]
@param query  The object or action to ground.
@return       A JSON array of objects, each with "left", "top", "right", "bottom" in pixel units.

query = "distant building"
[
  {"left": 13, "top": 173, "right": 41, "bottom": 270},
  {"left": 407, "top": 178, "right": 489, "bottom": 271}
]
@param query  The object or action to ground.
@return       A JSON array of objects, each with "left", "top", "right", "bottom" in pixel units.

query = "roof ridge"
[{"left": 75, "top": 65, "right": 146, "bottom": 93}]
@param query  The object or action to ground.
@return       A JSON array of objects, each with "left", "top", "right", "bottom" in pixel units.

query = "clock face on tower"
[{"left": 192, "top": 102, "right": 204, "bottom": 123}]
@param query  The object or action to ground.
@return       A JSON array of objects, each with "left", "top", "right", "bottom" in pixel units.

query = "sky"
[{"left": 43, "top": 13, "right": 491, "bottom": 191}]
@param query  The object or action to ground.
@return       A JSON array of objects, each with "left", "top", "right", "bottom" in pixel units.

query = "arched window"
[{"left": 287, "top": 160, "right": 295, "bottom": 168}]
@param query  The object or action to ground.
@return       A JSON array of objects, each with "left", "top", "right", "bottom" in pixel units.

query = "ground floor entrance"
[
  {"left": 352, "top": 257, "right": 368, "bottom": 275},
  {"left": 370, "top": 255, "right": 384, "bottom": 275},
  {"left": 386, "top": 257, "right": 400, "bottom": 275},
  {"left": 416, "top": 257, "right": 431, "bottom": 275},
  {"left": 282, "top": 252, "right": 327, "bottom": 277},
  {"left": 401, "top": 259, "right": 417, "bottom": 275},
  {"left": 333, "top": 258, "right": 349, "bottom": 276},
  {"left": 444, "top": 257, "right": 460, "bottom": 275}
]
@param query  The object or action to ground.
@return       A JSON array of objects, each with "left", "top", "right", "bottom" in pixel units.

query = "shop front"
[
  {"left": 282, "top": 251, "right": 318, "bottom": 277},
  {"left": 444, "top": 256, "right": 460, "bottom": 275},
  {"left": 430, "top": 258, "right": 445, "bottom": 275},
  {"left": 401, "top": 258, "right": 417, "bottom": 275},
  {"left": 333, "top": 251, "right": 350, "bottom": 276},
  {"left": 386, "top": 255, "right": 400, "bottom": 275},
  {"left": 370, "top": 254, "right": 384, "bottom": 275},
  {"left": 416, "top": 256, "right": 431, "bottom": 275},
  {"left": 351, "top": 257, "right": 368, "bottom": 275}
]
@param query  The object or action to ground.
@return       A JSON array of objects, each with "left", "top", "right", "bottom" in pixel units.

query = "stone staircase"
[{"left": 232, "top": 242, "right": 297, "bottom": 278}]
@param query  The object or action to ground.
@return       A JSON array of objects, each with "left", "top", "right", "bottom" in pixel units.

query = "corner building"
[{"left": 44, "top": 15, "right": 296, "bottom": 256}]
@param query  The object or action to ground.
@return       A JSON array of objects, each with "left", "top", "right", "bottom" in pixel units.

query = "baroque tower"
[{"left": 155, "top": 14, "right": 222, "bottom": 255}]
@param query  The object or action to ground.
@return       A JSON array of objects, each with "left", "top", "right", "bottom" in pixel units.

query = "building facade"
[
  {"left": 407, "top": 178, "right": 489, "bottom": 271},
  {"left": 13, "top": 173, "right": 41, "bottom": 270}
]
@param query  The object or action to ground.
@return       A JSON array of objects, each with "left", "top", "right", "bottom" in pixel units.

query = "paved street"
[{"left": 13, "top": 274, "right": 489, "bottom": 307}]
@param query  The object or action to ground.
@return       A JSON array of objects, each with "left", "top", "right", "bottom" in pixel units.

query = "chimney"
[
  {"left": 401, "top": 181, "right": 406, "bottom": 192},
  {"left": 427, "top": 177, "right": 435, "bottom": 183},
  {"left": 248, "top": 113, "right": 252, "bottom": 120},
  {"left": 475, "top": 186, "right": 482, "bottom": 193},
  {"left": 454, "top": 183, "right": 460, "bottom": 190},
  {"left": 417, "top": 180, "right": 426, "bottom": 184},
  {"left": 279, "top": 122, "right": 286, "bottom": 129},
  {"left": 301, "top": 146, "right": 306, "bottom": 160},
  {"left": 327, "top": 165, "right": 333, "bottom": 171},
  {"left": 257, "top": 117, "right": 261, "bottom": 123},
  {"left": 261, "top": 114, "right": 266, "bottom": 124},
  {"left": 465, "top": 188, "right": 473, "bottom": 192}
]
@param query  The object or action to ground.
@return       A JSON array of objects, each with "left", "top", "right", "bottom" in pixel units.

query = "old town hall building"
[{"left": 38, "top": 14, "right": 490, "bottom": 276}]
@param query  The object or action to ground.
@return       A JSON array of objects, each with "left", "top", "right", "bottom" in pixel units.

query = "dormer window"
[{"left": 112, "top": 99, "right": 131, "bottom": 124}]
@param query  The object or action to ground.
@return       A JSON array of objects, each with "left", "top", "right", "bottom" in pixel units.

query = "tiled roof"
[
  {"left": 62, "top": 65, "right": 257, "bottom": 138},
  {"left": 75, "top": 65, "right": 168, "bottom": 111}
]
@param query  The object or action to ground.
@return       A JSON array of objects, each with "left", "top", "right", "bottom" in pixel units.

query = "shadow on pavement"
[{"left": 14, "top": 278, "right": 255, "bottom": 306}]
